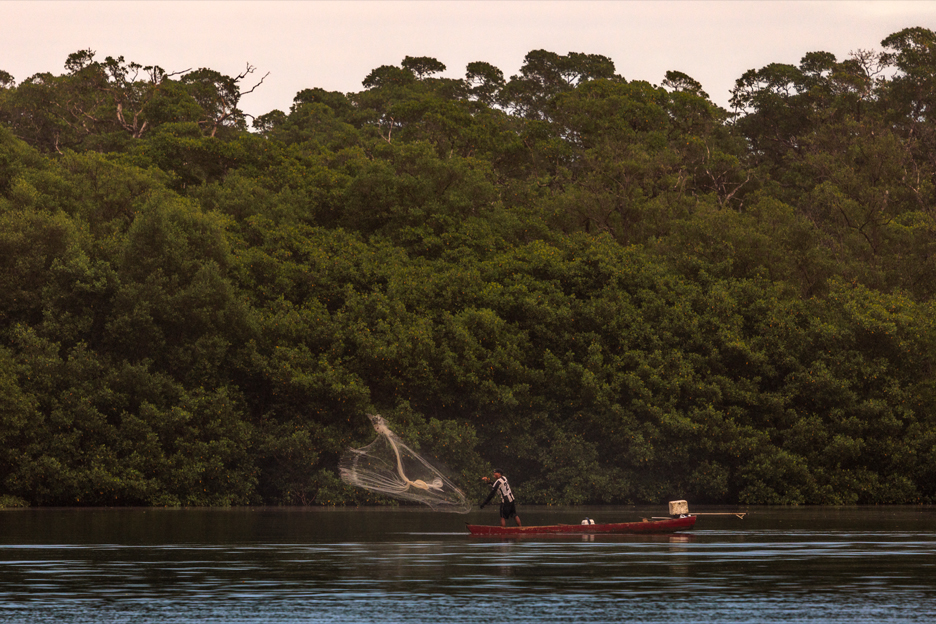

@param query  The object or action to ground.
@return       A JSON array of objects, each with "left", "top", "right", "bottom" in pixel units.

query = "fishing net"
[{"left": 339, "top": 414, "right": 472, "bottom": 513}]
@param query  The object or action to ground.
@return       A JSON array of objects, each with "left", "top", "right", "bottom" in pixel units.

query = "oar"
[{"left": 652, "top": 513, "right": 746, "bottom": 519}]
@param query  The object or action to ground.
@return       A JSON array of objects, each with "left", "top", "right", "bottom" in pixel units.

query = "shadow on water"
[{"left": 0, "top": 506, "right": 934, "bottom": 622}]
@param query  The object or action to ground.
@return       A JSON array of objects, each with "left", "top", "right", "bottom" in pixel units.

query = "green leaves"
[
  {"left": 2, "top": 38, "right": 936, "bottom": 507},
  {"left": 500, "top": 50, "right": 617, "bottom": 120}
]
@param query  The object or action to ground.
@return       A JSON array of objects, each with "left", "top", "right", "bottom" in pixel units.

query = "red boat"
[{"left": 466, "top": 515, "right": 697, "bottom": 536}]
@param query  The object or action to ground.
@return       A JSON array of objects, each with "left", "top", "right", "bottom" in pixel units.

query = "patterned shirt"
[{"left": 482, "top": 475, "right": 515, "bottom": 506}]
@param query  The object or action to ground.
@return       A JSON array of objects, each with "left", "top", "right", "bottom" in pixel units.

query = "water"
[{"left": 0, "top": 506, "right": 934, "bottom": 622}]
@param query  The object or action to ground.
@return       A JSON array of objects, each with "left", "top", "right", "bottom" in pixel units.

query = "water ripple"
[{"left": 1, "top": 508, "right": 934, "bottom": 622}]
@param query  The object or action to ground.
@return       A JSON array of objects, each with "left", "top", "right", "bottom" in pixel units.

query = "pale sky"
[{"left": 4, "top": 1, "right": 936, "bottom": 117}]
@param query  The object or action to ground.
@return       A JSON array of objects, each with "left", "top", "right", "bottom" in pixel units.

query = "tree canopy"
[{"left": 1, "top": 32, "right": 936, "bottom": 508}]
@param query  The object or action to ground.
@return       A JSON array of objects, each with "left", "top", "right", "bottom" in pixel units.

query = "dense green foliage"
[{"left": 1, "top": 33, "right": 936, "bottom": 507}]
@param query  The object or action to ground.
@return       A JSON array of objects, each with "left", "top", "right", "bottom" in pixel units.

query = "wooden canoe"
[{"left": 466, "top": 515, "right": 697, "bottom": 536}]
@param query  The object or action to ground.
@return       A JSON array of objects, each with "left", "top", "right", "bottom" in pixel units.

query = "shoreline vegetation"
[{"left": 2, "top": 29, "right": 936, "bottom": 508}]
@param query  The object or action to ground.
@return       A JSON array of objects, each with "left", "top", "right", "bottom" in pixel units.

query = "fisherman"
[{"left": 480, "top": 469, "right": 521, "bottom": 527}]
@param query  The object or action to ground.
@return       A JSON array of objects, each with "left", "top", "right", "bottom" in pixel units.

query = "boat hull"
[{"left": 466, "top": 515, "right": 697, "bottom": 536}]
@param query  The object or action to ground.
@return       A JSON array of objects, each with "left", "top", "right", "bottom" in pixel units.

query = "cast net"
[{"left": 339, "top": 414, "right": 472, "bottom": 513}]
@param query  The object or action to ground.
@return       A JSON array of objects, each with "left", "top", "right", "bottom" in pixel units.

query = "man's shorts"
[{"left": 500, "top": 500, "right": 517, "bottom": 520}]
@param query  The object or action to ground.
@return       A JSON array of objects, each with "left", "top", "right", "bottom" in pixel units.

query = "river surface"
[{"left": 0, "top": 505, "right": 934, "bottom": 622}]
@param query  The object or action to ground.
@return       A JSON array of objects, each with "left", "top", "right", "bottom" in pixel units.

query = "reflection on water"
[{"left": 0, "top": 506, "right": 933, "bottom": 622}]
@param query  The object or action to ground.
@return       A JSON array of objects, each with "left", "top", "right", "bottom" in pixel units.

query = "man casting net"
[{"left": 339, "top": 414, "right": 472, "bottom": 513}]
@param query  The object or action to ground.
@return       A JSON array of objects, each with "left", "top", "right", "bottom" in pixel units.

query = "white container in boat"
[{"left": 669, "top": 500, "right": 689, "bottom": 516}]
